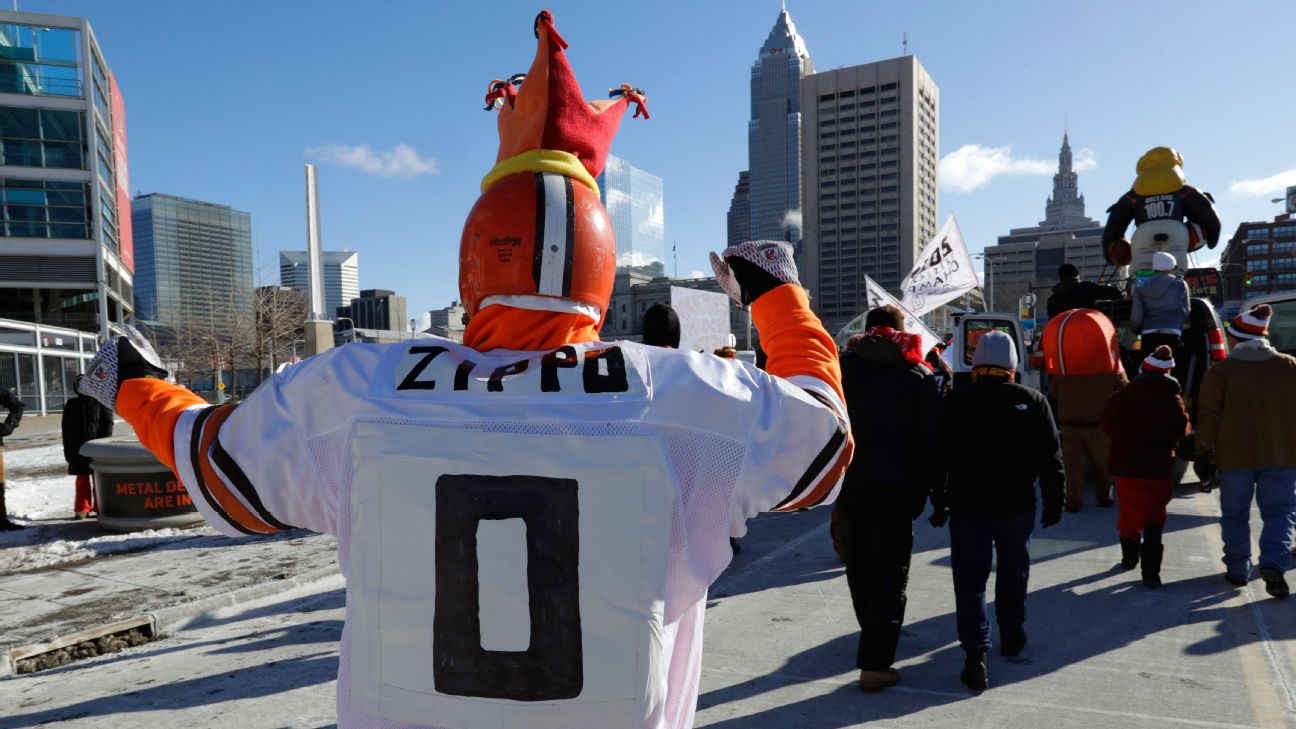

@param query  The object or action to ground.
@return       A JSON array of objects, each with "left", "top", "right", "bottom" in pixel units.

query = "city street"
[{"left": 2, "top": 473, "right": 1293, "bottom": 729}]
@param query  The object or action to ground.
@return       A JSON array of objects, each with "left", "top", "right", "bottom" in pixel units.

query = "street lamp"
[
  {"left": 335, "top": 317, "right": 357, "bottom": 344},
  {"left": 972, "top": 253, "right": 1004, "bottom": 312}
]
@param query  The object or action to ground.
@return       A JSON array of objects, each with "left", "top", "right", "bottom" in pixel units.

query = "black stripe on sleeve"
[
  {"left": 772, "top": 425, "right": 847, "bottom": 510},
  {"left": 187, "top": 405, "right": 258, "bottom": 536},
  {"left": 210, "top": 439, "right": 298, "bottom": 531},
  {"left": 532, "top": 172, "right": 547, "bottom": 291},
  {"left": 562, "top": 175, "right": 575, "bottom": 298}
]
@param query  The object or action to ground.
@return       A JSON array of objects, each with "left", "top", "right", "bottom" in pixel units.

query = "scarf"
[
  {"left": 864, "top": 326, "right": 925, "bottom": 367},
  {"left": 971, "top": 365, "right": 1015, "bottom": 383}
]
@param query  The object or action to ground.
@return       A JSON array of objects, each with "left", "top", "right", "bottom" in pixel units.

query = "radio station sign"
[{"left": 1184, "top": 267, "right": 1223, "bottom": 309}]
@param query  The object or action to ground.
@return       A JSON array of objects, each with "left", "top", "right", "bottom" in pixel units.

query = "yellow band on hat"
[{"left": 480, "top": 149, "right": 600, "bottom": 196}]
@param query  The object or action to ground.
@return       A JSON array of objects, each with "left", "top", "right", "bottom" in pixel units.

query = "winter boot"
[
  {"left": 1118, "top": 538, "right": 1141, "bottom": 570},
  {"left": 0, "top": 486, "right": 22, "bottom": 531},
  {"left": 1141, "top": 525, "right": 1164, "bottom": 588},
  {"left": 1000, "top": 628, "right": 1027, "bottom": 658},
  {"left": 960, "top": 651, "right": 989, "bottom": 692}
]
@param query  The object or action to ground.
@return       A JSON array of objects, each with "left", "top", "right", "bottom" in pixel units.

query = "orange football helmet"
[{"left": 459, "top": 171, "right": 616, "bottom": 322}]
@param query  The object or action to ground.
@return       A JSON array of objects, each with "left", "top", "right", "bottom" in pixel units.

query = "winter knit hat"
[
  {"left": 641, "top": 303, "right": 680, "bottom": 348},
  {"left": 1141, "top": 344, "right": 1175, "bottom": 374},
  {"left": 971, "top": 330, "right": 1018, "bottom": 371},
  {"left": 1152, "top": 251, "right": 1176, "bottom": 272},
  {"left": 1230, "top": 304, "right": 1272, "bottom": 341}
]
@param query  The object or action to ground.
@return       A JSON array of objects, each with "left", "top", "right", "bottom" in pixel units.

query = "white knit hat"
[{"left": 1152, "top": 251, "right": 1176, "bottom": 272}]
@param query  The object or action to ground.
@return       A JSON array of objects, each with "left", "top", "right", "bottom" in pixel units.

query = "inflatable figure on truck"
[{"left": 1102, "top": 147, "right": 1221, "bottom": 276}]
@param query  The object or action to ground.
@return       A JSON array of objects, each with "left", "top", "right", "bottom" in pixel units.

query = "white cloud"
[
  {"left": 782, "top": 209, "right": 802, "bottom": 231},
  {"left": 1228, "top": 167, "right": 1296, "bottom": 199},
  {"left": 688, "top": 270, "right": 706, "bottom": 279},
  {"left": 940, "top": 144, "right": 1097, "bottom": 193},
  {"left": 304, "top": 143, "right": 439, "bottom": 179}
]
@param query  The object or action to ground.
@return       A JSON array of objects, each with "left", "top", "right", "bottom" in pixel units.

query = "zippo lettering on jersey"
[{"left": 391, "top": 343, "right": 649, "bottom": 398}]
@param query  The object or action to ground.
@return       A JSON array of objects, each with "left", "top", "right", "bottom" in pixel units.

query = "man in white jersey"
[{"left": 77, "top": 10, "right": 852, "bottom": 729}]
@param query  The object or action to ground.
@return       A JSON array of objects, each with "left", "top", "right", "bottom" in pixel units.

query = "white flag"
[
  {"left": 857, "top": 275, "right": 941, "bottom": 355},
  {"left": 899, "top": 215, "right": 978, "bottom": 317}
]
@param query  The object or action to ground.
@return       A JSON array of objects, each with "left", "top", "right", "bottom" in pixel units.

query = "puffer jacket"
[
  {"left": 839, "top": 335, "right": 941, "bottom": 517},
  {"left": 1131, "top": 272, "right": 1189, "bottom": 333}
]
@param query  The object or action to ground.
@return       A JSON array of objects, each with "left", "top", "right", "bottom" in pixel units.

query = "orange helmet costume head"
[{"left": 459, "top": 10, "right": 648, "bottom": 328}]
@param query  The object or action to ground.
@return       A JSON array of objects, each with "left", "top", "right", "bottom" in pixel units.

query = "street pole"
[{"left": 303, "top": 165, "right": 335, "bottom": 357}]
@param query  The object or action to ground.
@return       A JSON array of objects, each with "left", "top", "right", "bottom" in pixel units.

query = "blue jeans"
[
  {"left": 1218, "top": 468, "right": 1296, "bottom": 578},
  {"left": 949, "top": 510, "right": 1035, "bottom": 654}
]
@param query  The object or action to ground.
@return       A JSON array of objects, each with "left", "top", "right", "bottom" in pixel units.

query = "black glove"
[
  {"left": 1041, "top": 505, "right": 1062, "bottom": 529},
  {"left": 710, "top": 241, "right": 800, "bottom": 306},
  {"left": 928, "top": 507, "right": 950, "bottom": 529},
  {"left": 1195, "top": 451, "right": 1217, "bottom": 485}
]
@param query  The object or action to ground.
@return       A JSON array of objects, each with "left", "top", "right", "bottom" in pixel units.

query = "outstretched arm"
[{"left": 713, "top": 241, "right": 854, "bottom": 515}]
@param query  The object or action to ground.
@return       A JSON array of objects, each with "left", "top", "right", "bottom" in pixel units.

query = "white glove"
[
  {"left": 709, "top": 240, "right": 800, "bottom": 306},
  {"left": 78, "top": 325, "right": 167, "bottom": 411}
]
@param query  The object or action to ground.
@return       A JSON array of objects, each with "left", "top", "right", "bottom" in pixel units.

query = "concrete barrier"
[{"left": 81, "top": 436, "right": 204, "bottom": 532}]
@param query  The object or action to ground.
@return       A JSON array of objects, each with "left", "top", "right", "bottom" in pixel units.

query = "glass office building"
[
  {"left": 280, "top": 249, "right": 360, "bottom": 320},
  {"left": 597, "top": 154, "right": 665, "bottom": 277},
  {"left": 0, "top": 10, "right": 135, "bottom": 336},
  {"left": 747, "top": 9, "right": 813, "bottom": 243},
  {"left": 132, "top": 194, "right": 254, "bottom": 332}
]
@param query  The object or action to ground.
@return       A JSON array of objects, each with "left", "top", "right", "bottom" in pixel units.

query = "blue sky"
[{"left": 22, "top": 0, "right": 1296, "bottom": 320}]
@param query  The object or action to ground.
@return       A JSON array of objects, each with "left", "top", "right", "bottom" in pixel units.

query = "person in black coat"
[
  {"left": 0, "top": 387, "right": 26, "bottom": 530},
  {"left": 63, "top": 378, "right": 114, "bottom": 518},
  {"left": 1046, "top": 263, "right": 1124, "bottom": 320},
  {"left": 929, "top": 331, "right": 1064, "bottom": 692},
  {"left": 836, "top": 304, "right": 941, "bottom": 691}
]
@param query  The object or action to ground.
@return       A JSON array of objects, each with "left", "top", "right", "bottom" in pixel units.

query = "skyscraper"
[
  {"left": 747, "top": 8, "right": 813, "bottom": 243},
  {"left": 336, "top": 289, "right": 407, "bottom": 332},
  {"left": 981, "top": 134, "right": 1105, "bottom": 312},
  {"left": 596, "top": 153, "right": 665, "bottom": 277},
  {"left": 131, "top": 193, "right": 254, "bottom": 331},
  {"left": 279, "top": 250, "right": 360, "bottom": 320},
  {"left": 726, "top": 171, "right": 750, "bottom": 247},
  {"left": 800, "top": 55, "right": 941, "bottom": 333},
  {"left": 0, "top": 10, "right": 134, "bottom": 336}
]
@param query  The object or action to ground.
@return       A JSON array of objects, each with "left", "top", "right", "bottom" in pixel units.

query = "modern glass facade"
[
  {"left": 727, "top": 170, "right": 750, "bottom": 248},
  {"left": 132, "top": 193, "right": 253, "bottom": 331},
  {"left": 597, "top": 154, "right": 665, "bottom": 277},
  {"left": 0, "top": 23, "right": 83, "bottom": 97},
  {"left": 747, "top": 9, "right": 813, "bottom": 243},
  {"left": 0, "top": 11, "right": 133, "bottom": 337},
  {"left": 280, "top": 250, "right": 360, "bottom": 320}
]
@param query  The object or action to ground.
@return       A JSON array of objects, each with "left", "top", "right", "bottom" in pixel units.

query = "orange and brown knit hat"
[{"left": 1230, "top": 304, "right": 1272, "bottom": 341}]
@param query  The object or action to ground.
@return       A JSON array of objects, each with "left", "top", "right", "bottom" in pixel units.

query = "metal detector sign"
[
  {"left": 98, "top": 471, "right": 196, "bottom": 518},
  {"left": 899, "top": 215, "right": 978, "bottom": 317}
]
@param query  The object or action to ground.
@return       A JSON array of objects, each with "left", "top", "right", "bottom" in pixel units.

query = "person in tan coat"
[
  {"left": 1196, "top": 304, "right": 1296, "bottom": 599},
  {"left": 1049, "top": 369, "right": 1128, "bottom": 511}
]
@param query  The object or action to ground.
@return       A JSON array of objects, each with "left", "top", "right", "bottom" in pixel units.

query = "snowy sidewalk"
[
  {"left": 0, "top": 527, "right": 338, "bottom": 674},
  {"left": 0, "top": 430, "right": 339, "bottom": 676}
]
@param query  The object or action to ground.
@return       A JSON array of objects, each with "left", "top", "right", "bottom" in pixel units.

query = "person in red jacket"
[{"left": 1100, "top": 345, "right": 1190, "bottom": 587}]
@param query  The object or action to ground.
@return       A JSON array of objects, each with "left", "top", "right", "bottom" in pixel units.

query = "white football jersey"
[{"left": 170, "top": 337, "right": 848, "bottom": 729}]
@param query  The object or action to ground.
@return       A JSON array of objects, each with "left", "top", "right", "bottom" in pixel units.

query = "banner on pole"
[
  {"left": 899, "top": 215, "right": 978, "bottom": 316},
  {"left": 836, "top": 276, "right": 941, "bottom": 355}
]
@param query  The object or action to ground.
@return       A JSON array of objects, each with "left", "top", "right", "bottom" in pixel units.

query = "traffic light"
[{"left": 1246, "top": 271, "right": 1254, "bottom": 286}]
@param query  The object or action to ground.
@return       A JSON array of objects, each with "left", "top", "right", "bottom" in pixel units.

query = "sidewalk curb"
[{"left": 1, "top": 563, "right": 341, "bottom": 678}]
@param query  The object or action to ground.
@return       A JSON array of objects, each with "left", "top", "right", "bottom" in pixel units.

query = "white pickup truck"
[{"left": 942, "top": 311, "right": 1042, "bottom": 391}]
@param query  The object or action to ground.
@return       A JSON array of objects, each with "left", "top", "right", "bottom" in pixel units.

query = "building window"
[
  {"left": 0, "top": 107, "right": 85, "bottom": 169},
  {"left": 1275, "top": 241, "right": 1296, "bottom": 253},
  {"left": 1, "top": 178, "right": 90, "bottom": 238},
  {"left": 1247, "top": 259, "right": 1269, "bottom": 271},
  {"left": 1275, "top": 257, "right": 1296, "bottom": 271},
  {"left": 1248, "top": 228, "right": 1270, "bottom": 238},
  {"left": 1249, "top": 241, "right": 1271, "bottom": 254},
  {"left": 1272, "top": 225, "right": 1296, "bottom": 238},
  {"left": 0, "top": 23, "right": 83, "bottom": 97},
  {"left": 1277, "top": 273, "right": 1296, "bottom": 287}
]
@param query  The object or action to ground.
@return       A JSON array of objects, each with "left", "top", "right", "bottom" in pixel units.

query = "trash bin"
[{"left": 80, "top": 435, "right": 204, "bottom": 533}]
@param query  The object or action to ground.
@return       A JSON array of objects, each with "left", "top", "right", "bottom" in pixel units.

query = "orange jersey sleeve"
[
  {"left": 751, "top": 284, "right": 845, "bottom": 403},
  {"left": 115, "top": 378, "right": 207, "bottom": 473}
]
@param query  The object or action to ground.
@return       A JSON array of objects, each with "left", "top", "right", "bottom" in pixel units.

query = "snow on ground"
[{"left": 1, "top": 442, "right": 216, "bottom": 573}]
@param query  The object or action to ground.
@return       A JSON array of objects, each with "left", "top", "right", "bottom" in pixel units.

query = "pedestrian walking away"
[
  {"left": 1195, "top": 304, "right": 1296, "bottom": 598},
  {"left": 0, "top": 386, "right": 25, "bottom": 530},
  {"left": 837, "top": 304, "right": 941, "bottom": 691},
  {"left": 930, "top": 331, "right": 1065, "bottom": 692},
  {"left": 1100, "top": 345, "right": 1190, "bottom": 587},
  {"left": 1049, "top": 365, "right": 1127, "bottom": 512},
  {"left": 63, "top": 377, "right": 115, "bottom": 519}
]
